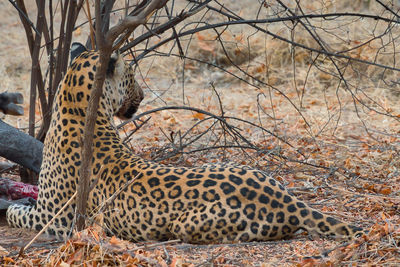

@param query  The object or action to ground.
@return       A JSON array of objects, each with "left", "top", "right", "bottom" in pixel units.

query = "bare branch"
[
  {"left": 28, "top": 0, "right": 45, "bottom": 137},
  {"left": 120, "top": 0, "right": 211, "bottom": 52},
  {"left": 8, "top": 0, "right": 41, "bottom": 36},
  {"left": 106, "top": 0, "right": 169, "bottom": 48}
]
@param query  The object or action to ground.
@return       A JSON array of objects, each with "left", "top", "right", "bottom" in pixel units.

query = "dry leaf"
[
  {"left": 109, "top": 235, "right": 120, "bottom": 246},
  {"left": 192, "top": 112, "right": 205, "bottom": 120},
  {"left": 59, "top": 261, "right": 70, "bottom": 267},
  {"left": 66, "top": 247, "right": 84, "bottom": 264},
  {"left": 195, "top": 32, "right": 215, "bottom": 54},
  {"left": 379, "top": 187, "right": 391, "bottom": 195},
  {"left": 74, "top": 27, "right": 81, "bottom": 36},
  {"left": 0, "top": 245, "right": 8, "bottom": 257}
]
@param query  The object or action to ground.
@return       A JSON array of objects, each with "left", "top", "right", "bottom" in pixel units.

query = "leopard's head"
[{"left": 69, "top": 42, "right": 144, "bottom": 120}]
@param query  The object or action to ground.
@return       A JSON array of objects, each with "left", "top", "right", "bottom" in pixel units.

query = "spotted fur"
[{"left": 7, "top": 47, "right": 364, "bottom": 243}]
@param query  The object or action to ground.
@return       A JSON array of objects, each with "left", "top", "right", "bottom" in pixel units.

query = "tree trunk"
[{"left": 0, "top": 119, "right": 43, "bottom": 174}]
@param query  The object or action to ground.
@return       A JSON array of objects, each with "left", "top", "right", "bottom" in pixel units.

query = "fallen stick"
[
  {"left": 0, "top": 119, "right": 43, "bottom": 173},
  {"left": 0, "top": 92, "right": 24, "bottom": 116}
]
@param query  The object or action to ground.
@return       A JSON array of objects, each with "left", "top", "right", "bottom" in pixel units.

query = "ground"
[{"left": 0, "top": 1, "right": 400, "bottom": 266}]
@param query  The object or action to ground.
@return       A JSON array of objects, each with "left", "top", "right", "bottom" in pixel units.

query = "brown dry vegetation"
[{"left": 1, "top": 0, "right": 400, "bottom": 266}]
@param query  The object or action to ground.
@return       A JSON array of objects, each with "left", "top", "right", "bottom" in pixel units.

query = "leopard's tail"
[{"left": 296, "top": 204, "right": 366, "bottom": 239}]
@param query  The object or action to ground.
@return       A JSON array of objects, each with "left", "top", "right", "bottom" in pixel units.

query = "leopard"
[{"left": 7, "top": 43, "right": 365, "bottom": 244}]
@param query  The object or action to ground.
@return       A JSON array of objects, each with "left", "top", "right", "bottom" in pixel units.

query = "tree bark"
[
  {"left": 0, "top": 119, "right": 43, "bottom": 173},
  {"left": 0, "top": 92, "right": 24, "bottom": 116}
]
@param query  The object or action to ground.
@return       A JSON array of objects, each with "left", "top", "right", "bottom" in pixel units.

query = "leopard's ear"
[
  {"left": 70, "top": 42, "right": 87, "bottom": 65},
  {"left": 107, "top": 50, "right": 123, "bottom": 77}
]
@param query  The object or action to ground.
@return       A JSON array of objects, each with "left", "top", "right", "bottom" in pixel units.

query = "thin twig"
[
  {"left": 19, "top": 191, "right": 78, "bottom": 257},
  {"left": 122, "top": 116, "right": 151, "bottom": 143},
  {"left": 130, "top": 239, "right": 180, "bottom": 252},
  {"left": 8, "top": 0, "right": 41, "bottom": 36},
  {"left": 133, "top": 13, "right": 400, "bottom": 73},
  {"left": 85, "top": 0, "right": 96, "bottom": 48},
  {"left": 90, "top": 173, "right": 140, "bottom": 224}
]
